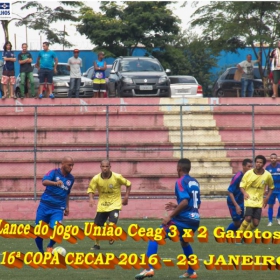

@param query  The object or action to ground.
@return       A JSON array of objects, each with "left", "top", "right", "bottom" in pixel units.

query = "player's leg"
[
  {"left": 267, "top": 193, "right": 276, "bottom": 226},
  {"left": 226, "top": 204, "right": 244, "bottom": 231},
  {"left": 91, "top": 212, "right": 109, "bottom": 250},
  {"left": 47, "top": 208, "right": 64, "bottom": 252},
  {"left": 245, "top": 208, "right": 261, "bottom": 231},
  {"left": 238, "top": 207, "right": 253, "bottom": 231},
  {"left": 276, "top": 194, "right": 280, "bottom": 225},
  {"left": 240, "top": 78, "right": 246, "bottom": 97},
  {"left": 108, "top": 210, "right": 120, "bottom": 245},
  {"left": 248, "top": 79, "right": 254, "bottom": 97},
  {"left": 99, "top": 80, "right": 106, "bottom": 98},
  {"left": 93, "top": 80, "right": 100, "bottom": 98},
  {"left": 35, "top": 204, "right": 51, "bottom": 253}
]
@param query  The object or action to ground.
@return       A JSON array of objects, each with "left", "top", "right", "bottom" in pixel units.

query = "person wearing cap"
[
  {"left": 67, "top": 49, "right": 83, "bottom": 98},
  {"left": 93, "top": 51, "right": 107, "bottom": 98}
]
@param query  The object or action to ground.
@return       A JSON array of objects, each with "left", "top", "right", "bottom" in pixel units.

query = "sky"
[{"left": 5, "top": 0, "right": 206, "bottom": 51}]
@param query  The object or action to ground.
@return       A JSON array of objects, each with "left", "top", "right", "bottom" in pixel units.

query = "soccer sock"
[
  {"left": 182, "top": 244, "right": 194, "bottom": 275},
  {"left": 47, "top": 239, "right": 56, "bottom": 248},
  {"left": 238, "top": 220, "right": 249, "bottom": 232},
  {"left": 268, "top": 208, "right": 273, "bottom": 222},
  {"left": 35, "top": 237, "right": 44, "bottom": 253},
  {"left": 95, "top": 239, "right": 100, "bottom": 246},
  {"left": 277, "top": 207, "right": 280, "bottom": 219},
  {"left": 226, "top": 223, "right": 239, "bottom": 232},
  {"left": 146, "top": 240, "right": 158, "bottom": 270},
  {"left": 245, "top": 223, "right": 257, "bottom": 231}
]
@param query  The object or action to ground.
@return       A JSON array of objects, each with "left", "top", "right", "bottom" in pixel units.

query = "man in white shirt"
[
  {"left": 270, "top": 41, "right": 280, "bottom": 98},
  {"left": 237, "top": 53, "right": 261, "bottom": 97},
  {"left": 67, "top": 49, "right": 83, "bottom": 98}
]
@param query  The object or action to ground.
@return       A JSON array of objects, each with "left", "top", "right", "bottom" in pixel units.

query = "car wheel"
[
  {"left": 15, "top": 87, "right": 21, "bottom": 98},
  {"left": 115, "top": 87, "right": 120, "bottom": 98},
  {"left": 216, "top": 89, "right": 225, "bottom": 97}
]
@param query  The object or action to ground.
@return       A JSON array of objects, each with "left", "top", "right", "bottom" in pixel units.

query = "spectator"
[
  {"left": 35, "top": 42, "right": 58, "bottom": 99},
  {"left": 1, "top": 41, "right": 16, "bottom": 99},
  {"left": 18, "top": 43, "right": 35, "bottom": 98},
  {"left": 270, "top": 40, "right": 280, "bottom": 98},
  {"left": 93, "top": 51, "right": 107, "bottom": 98},
  {"left": 237, "top": 52, "right": 261, "bottom": 97},
  {"left": 67, "top": 49, "right": 83, "bottom": 98}
]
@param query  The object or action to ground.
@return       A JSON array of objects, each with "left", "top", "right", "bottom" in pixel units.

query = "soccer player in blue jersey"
[
  {"left": 226, "top": 158, "right": 253, "bottom": 232},
  {"left": 135, "top": 158, "right": 201, "bottom": 279},
  {"left": 266, "top": 153, "right": 280, "bottom": 226},
  {"left": 34, "top": 156, "right": 75, "bottom": 253}
]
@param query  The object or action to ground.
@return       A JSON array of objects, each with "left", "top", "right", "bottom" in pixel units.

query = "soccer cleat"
[
  {"left": 267, "top": 222, "right": 273, "bottom": 226},
  {"left": 39, "top": 94, "right": 43, "bottom": 99},
  {"left": 135, "top": 269, "right": 154, "bottom": 279},
  {"left": 49, "top": 93, "right": 55, "bottom": 99},
  {"left": 91, "top": 244, "right": 100, "bottom": 250},
  {"left": 277, "top": 219, "right": 280, "bottom": 225},
  {"left": 179, "top": 272, "right": 197, "bottom": 279},
  {"left": 109, "top": 239, "right": 115, "bottom": 245},
  {"left": 46, "top": 247, "right": 53, "bottom": 253}
]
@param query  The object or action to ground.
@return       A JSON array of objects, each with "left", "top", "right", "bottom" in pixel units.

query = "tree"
[
  {"left": 190, "top": 1, "right": 280, "bottom": 77},
  {"left": 77, "top": 1, "right": 181, "bottom": 57},
  {"left": 1, "top": 1, "right": 84, "bottom": 47},
  {"left": 152, "top": 31, "right": 217, "bottom": 96}
]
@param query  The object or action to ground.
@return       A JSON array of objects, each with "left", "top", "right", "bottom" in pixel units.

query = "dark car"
[
  {"left": 107, "top": 56, "right": 171, "bottom": 97},
  {"left": 212, "top": 67, "right": 272, "bottom": 97}
]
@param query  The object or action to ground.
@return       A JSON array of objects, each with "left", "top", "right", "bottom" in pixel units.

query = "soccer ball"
[{"left": 52, "top": 246, "right": 67, "bottom": 257}]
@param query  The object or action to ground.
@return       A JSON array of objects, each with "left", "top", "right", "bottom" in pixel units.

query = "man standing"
[
  {"left": 135, "top": 158, "right": 201, "bottom": 279},
  {"left": 237, "top": 52, "right": 261, "bottom": 97},
  {"left": 1, "top": 41, "right": 16, "bottom": 99},
  {"left": 87, "top": 159, "right": 131, "bottom": 250},
  {"left": 67, "top": 49, "right": 83, "bottom": 98},
  {"left": 266, "top": 153, "right": 280, "bottom": 226},
  {"left": 238, "top": 155, "right": 274, "bottom": 233},
  {"left": 18, "top": 43, "right": 35, "bottom": 98},
  {"left": 35, "top": 156, "right": 75, "bottom": 253},
  {"left": 270, "top": 41, "right": 280, "bottom": 98},
  {"left": 93, "top": 51, "right": 107, "bottom": 98},
  {"left": 35, "top": 42, "right": 58, "bottom": 99},
  {"left": 226, "top": 159, "right": 252, "bottom": 232}
]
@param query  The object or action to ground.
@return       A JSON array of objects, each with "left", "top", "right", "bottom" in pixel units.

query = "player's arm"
[
  {"left": 162, "top": 199, "right": 188, "bottom": 225},
  {"left": 42, "top": 179, "right": 63, "bottom": 187},
  {"left": 54, "top": 57, "right": 58, "bottom": 73},
  {"left": 122, "top": 184, "right": 131, "bottom": 205},
  {"left": 228, "top": 172, "right": 242, "bottom": 214},
  {"left": 165, "top": 201, "right": 177, "bottom": 211},
  {"left": 35, "top": 55, "right": 40, "bottom": 69},
  {"left": 101, "top": 61, "right": 107, "bottom": 71},
  {"left": 87, "top": 177, "right": 97, "bottom": 207},
  {"left": 94, "top": 61, "right": 99, "bottom": 71},
  {"left": 64, "top": 195, "right": 70, "bottom": 216},
  {"left": 239, "top": 173, "right": 250, "bottom": 199}
]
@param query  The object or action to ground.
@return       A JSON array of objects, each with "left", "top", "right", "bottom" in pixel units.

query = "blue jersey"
[
  {"left": 266, "top": 163, "right": 280, "bottom": 193},
  {"left": 172, "top": 175, "right": 201, "bottom": 228},
  {"left": 2, "top": 50, "right": 15, "bottom": 71},
  {"left": 94, "top": 60, "right": 105, "bottom": 79},
  {"left": 227, "top": 171, "right": 244, "bottom": 206},
  {"left": 38, "top": 50, "right": 57, "bottom": 70},
  {"left": 40, "top": 168, "right": 75, "bottom": 210}
]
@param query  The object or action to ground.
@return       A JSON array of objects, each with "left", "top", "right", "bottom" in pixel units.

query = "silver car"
[
  {"left": 15, "top": 63, "right": 93, "bottom": 98},
  {"left": 169, "top": 75, "right": 203, "bottom": 98}
]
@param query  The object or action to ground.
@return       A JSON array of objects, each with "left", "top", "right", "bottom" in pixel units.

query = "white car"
[{"left": 169, "top": 75, "right": 203, "bottom": 98}]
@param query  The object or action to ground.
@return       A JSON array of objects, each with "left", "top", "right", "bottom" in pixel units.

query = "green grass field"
[{"left": 1, "top": 218, "right": 280, "bottom": 280}]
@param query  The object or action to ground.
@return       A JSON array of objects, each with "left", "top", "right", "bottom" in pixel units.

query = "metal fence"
[{"left": 1, "top": 102, "right": 279, "bottom": 200}]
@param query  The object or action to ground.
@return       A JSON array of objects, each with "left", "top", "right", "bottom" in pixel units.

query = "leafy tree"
[
  {"left": 1, "top": 1, "right": 84, "bottom": 47},
  {"left": 190, "top": 1, "right": 280, "bottom": 78},
  {"left": 77, "top": 1, "right": 181, "bottom": 57}
]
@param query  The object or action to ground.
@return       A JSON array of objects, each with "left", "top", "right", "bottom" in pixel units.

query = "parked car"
[
  {"left": 107, "top": 56, "right": 171, "bottom": 97},
  {"left": 169, "top": 75, "right": 203, "bottom": 98},
  {"left": 15, "top": 63, "right": 93, "bottom": 98},
  {"left": 212, "top": 67, "right": 272, "bottom": 97}
]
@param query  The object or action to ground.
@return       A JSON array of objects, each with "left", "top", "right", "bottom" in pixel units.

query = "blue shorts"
[
  {"left": 35, "top": 203, "right": 64, "bottom": 229},
  {"left": 39, "top": 68, "right": 54, "bottom": 84},
  {"left": 228, "top": 204, "right": 244, "bottom": 222},
  {"left": 268, "top": 192, "right": 280, "bottom": 205},
  {"left": 161, "top": 219, "right": 199, "bottom": 242}
]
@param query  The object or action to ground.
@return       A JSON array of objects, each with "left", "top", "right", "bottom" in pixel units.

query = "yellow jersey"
[
  {"left": 240, "top": 169, "right": 274, "bottom": 208},
  {"left": 87, "top": 172, "right": 131, "bottom": 212}
]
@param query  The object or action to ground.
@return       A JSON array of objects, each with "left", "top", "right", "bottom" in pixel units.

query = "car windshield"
[
  {"left": 169, "top": 77, "right": 197, "bottom": 84},
  {"left": 119, "top": 60, "right": 163, "bottom": 72}
]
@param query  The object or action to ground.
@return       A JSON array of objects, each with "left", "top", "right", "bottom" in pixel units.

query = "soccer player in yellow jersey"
[
  {"left": 238, "top": 155, "right": 274, "bottom": 233},
  {"left": 87, "top": 159, "right": 132, "bottom": 250}
]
